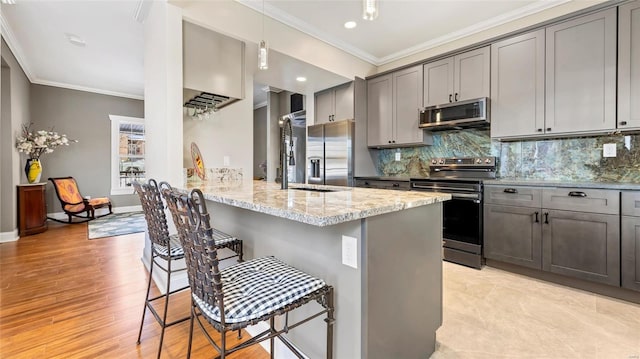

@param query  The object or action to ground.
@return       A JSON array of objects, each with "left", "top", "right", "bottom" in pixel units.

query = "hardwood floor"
[{"left": 0, "top": 221, "right": 269, "bottom": 358}]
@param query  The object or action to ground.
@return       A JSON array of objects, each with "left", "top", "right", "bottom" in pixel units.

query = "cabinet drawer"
[
  {"left": 355, "top": 179, "right": 410, "bottom": 191},
  {"left": 484, "top": 185, "right": 541, "bottom": 207},
  {"left": 542, "top": 188, "right": 619, "bottom": 215},
  {"left": 622, "top": 191, "right": 640, "bottom": 217}
]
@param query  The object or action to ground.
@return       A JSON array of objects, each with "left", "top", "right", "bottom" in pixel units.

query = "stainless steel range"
[{"left": 411, "top": 157, "right": 497, "bottom": 269}]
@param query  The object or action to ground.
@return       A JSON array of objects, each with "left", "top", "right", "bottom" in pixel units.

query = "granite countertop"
[
  {"left": 485, "top": 179, "right": 640, "bottom": 191},
  {"left": 180, "top": 180, "right": 450, "bottom": 227}
]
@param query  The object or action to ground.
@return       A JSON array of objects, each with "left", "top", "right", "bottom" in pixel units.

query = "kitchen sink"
[{"left": 291, "top": 187, "right": 346, "bottom": 193}]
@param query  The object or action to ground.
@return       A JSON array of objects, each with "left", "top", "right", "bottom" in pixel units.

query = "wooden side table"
[{"left": 17, "top": 183, "right": 48, "bottom": 236}]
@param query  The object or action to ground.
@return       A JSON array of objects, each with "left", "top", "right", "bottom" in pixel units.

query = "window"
[{"left": 110, "top": 115, "right": 145, "bottom": 195}]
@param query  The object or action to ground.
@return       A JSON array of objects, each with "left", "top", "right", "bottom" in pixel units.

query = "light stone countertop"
[
  {"left": 485, "top": 179, "right": 640, "bottom": 191},
  {"left": 179, "top": 180, "right": 450, "bottom": 227}
]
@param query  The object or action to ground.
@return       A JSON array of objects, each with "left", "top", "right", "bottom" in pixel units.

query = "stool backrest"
[
  {"left": 133, "top": 179, "right": 172, "bottom": 249},
  {"left": 162, "top": 188, "right": 226, "bottom": 325}
]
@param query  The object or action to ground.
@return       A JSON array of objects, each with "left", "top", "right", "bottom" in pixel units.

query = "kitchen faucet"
[{"left": 280, "top": 116, "right": 295, "bottom": 190}]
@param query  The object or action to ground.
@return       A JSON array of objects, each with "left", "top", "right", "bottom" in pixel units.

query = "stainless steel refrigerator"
[{"left": 307, "top": 120, "right": 355, "bottom": 186}]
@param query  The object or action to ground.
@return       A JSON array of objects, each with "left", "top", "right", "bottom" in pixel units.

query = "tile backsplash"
[{"left": 375, "top": 129, "right": 640, "bottom": 183}]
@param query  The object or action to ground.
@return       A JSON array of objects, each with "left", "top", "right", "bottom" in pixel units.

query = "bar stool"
[
  {"left": 163, "top": 187, "right": 335, "bottom": 359},
  {"left": 133, "top": 179, "right": 243, "bottom": 358}
]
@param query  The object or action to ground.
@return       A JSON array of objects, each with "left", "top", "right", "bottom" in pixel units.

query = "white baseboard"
[
  {"left": 47, "top": 205, "right": 142, "bottom": 220},
  {"left": 0, "top": 229, "right": 19, "bottom": 243},
  {"left": 245, "top": 322, "right": 309, "bottom": 358}
]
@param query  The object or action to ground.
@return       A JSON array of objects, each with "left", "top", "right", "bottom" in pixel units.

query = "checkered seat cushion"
[
  {"left": 193, "top": 256, "right": 326, "bottom": 324},
  {"left": 153, "top": 234, "right": 184, "bottom": 257},
  {"left": 154, "top": 229, "right": 237, "bottom": 258}
]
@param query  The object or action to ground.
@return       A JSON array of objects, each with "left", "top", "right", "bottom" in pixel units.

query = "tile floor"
[{"left": 432, "top": 262, "right": 640, "bottom": 359}]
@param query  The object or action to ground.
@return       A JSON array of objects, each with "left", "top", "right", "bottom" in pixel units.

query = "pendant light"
[
  {"left": 362, "top": 0, "right": 379, "bottom": 21},
  {"left": 259, "top": 0, "right": 269, "bottom": 70}
]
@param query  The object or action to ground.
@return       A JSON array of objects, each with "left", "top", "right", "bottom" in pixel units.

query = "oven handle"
[
  {"left": 411, "top": 184, "right": 478, "bottom": 192},
  {"left": 450, "top": 193, "right": 481, "bottom": 202}
]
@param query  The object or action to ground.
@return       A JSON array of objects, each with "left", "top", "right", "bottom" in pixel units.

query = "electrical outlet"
[
  {"left": 342, "top": 235, "right": 358, "bottom": 269},
  {"left": 603, "top": 143, "right": 616, "bottom": 158},
  {"left": 223, "top": 156, "right": 230, "bottom": 166},
  {"left": 395, "top": 151, "right": 401, "bottom": 161}
]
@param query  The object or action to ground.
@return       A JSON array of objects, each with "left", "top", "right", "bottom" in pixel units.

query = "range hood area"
[{"left": 183, "top": 21, "right": 245, "bottom": 110}]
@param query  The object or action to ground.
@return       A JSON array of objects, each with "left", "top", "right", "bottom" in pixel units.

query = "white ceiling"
[
  {"left": 1, "top": 0, "right": 573, "bottom": 101},
  {"left": 238, "top": 0, "right": 570, "bottom": 65}
]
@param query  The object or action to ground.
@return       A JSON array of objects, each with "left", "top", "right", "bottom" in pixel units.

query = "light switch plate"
[
  {"left": 342, "top": 235, "right": 358, "bottom": 269},
  {"left": 603, "top": 143, "right": 616, "bottom": 158},
  {"left": 395, "top": 152, "right": 401, "bottom": 161}
]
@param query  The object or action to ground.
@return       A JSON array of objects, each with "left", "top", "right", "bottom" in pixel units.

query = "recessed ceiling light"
[
  {"left": 296, "top": 77, "right": 307, "bottom": 82},
  {"left": 65, "top": 33, "right": 86, "bottom": 47},
  {"left": 344, "top": 21, "right": 357, "bottom": 29}
]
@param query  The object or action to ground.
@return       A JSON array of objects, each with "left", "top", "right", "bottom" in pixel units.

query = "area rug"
[{"left": 88, "top": 212, "right": 147, "bottom": 239}]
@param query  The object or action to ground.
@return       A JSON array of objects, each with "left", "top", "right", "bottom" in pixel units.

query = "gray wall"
[
  {"left": 253, "top": 105, "right": 267, "bottom": 179},
  {"left": 29, "top": 85, "right": 144, "bottom": 213},
  {"left": 1, "top": 38, "right": 30, "bottom": 235}
]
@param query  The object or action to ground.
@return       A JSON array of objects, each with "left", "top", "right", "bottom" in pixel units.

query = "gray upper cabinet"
[
  {"left": 315, "top": 82, "right": 354, "bottom": 124},
  {"left": 423, "top": 46, "right": 489, "bottom": 107},
  {"left": 621, "top": 191, "right": 640, "bottom": 292},
  {"left": 367, "top": 75, "right": 393, "bottom": 148},
  {"left": 545, "top": 8, "right": 617, "bottom": 135},
  {"left": 367, "top": 66, "right": 431, "bottom": 148},
  {"left": 619, "top": 0, "right": 640, "bottom": 130},
  {"left": 394, "top": 66, "right": 426, "bottom": 145},
  {"left": 423, "top": 57, "right": 453, "bottom": 107},
  {"left": 490, "top": 30, "right": 545, "bottom": 138}
]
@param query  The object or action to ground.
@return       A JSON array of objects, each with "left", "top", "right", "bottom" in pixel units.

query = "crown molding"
[
  {"left": 376, "top": 0, "right": 571, "bottom": 65},
  {"left": 237, "top": 0, "right": 570, "bottom": 66},
  {"left": 254, "top": 100, "right": 267, "bottom": 110},
  {"left": 1, "top": 12, "right": 143, "bottom": 100},
  {"left": 0, "top": 12, "right": 35, "bottom": 82},
  {"left": 33, "top": 79, "right": 144, "bottom": 100}
]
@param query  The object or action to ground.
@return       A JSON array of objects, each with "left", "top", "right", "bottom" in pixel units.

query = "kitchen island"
[{"left": 180, "top": 180, "right": 450, "bottom": 359}]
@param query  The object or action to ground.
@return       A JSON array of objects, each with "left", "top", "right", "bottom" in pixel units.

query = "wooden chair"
[
  {"left": 134, "top": 179, "right": 243, "bottom": 359},
  {"left": 48, "top": 176, "right": 112, "bottom": 223},
  {"left": 163, "top": 187, "right": 334, "bottom": 359}
]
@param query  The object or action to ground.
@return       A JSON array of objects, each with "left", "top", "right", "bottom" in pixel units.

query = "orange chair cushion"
[
  {"left": 64, "top": 203, "right": 87, "bottom": 213},
  {"left": 88, "top": 198, "right": 110, "bottom": 207},
  {"left": 52, "top": 178, "right": 84, "bottom": 205}
]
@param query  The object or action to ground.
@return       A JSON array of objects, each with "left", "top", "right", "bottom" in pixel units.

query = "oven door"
[{"left": 442, "top": 194, "right": 483, "bottom": 249}]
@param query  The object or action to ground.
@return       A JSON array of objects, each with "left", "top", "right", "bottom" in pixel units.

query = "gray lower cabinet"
[
  {"left": 485, "top": 185, "right": 622, "bottom": 287},
  {"left": 542, "top": 209, "right": 620, "bottom": 286},
  {"left": 621, "top": 216, "right": 640, "bottom": 292},
  {"left": 484, "top": 204, "right": 542, "bottom": 269},
  {"left": 621, "top": 191, "right": 640, "bottom": 292}
]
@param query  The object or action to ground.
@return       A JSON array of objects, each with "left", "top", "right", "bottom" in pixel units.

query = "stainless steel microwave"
[{"left": 419, "top": 97, "right": 489, "bottom": 131}]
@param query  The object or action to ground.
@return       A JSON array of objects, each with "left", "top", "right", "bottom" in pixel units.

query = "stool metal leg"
[
  {"left": 270, "top": 316, "right": 276, "bottom": 359},
  {"left": 137, "top": 252, "right": 156, "bottom": 344},
  {"left": 156, "top": 257, "right": 172, "bottom": 359},
  {"left": 325, "top": 287, "right": 335, "bottom": 359},
  {"left": 186, "top": 303, "right": 195, "bottom": 359}
]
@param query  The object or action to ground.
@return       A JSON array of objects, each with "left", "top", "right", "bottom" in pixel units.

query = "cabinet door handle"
[
  {"left": 449, "top": 94, "right": 452, "bottom": 103},
  {"left": 544, "top": 212, "right": 549, "bottom": 224},
  {"left": 534, "top": 211, "right": 539, "bottom": 223},
  {"left": 388, "top": 140, "right": 392, "bottom": 144},
  {"left": 568, "top": 191, "right": 587, "bottom": 197},
  {"left": 620, "top": 121, "right": 628, "bottom": 126},
  {"left": 537, "top": 128, "right": 543, "bottom": 132},
  {"left": 454, "top": 93, "right": 459, "bottom": 102},
  {"left": 503, "top": 188, "right": 518, "bottom": 194},
  {"left": 546, "top": 128, "right": 552, "bottom": 131},
  {"left": 392, "top": 183, "right": 400, "bottom": 187},
  {"left": 392, "top": 140, "right": 396, "bottom": 143}
]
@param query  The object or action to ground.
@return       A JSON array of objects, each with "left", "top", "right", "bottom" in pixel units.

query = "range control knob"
[
  {"left": 485, "top": 158, "right": 492, "bottom": 164},
  {"left": 431, "top": 159, "right": 437, "bottom": 165},
  {"left": 439, "top": 159, "right": 445, "bottom": 164},
  {"left": 475, "top": 158, "right": 482, "bottom": 164}
]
